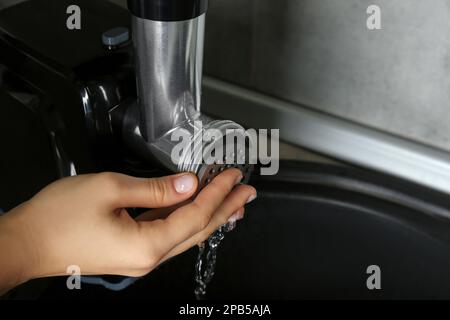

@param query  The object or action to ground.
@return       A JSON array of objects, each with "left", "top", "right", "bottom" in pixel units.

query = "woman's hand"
[{"left": 0, "top": 169, "right": 256, "bottom": 293}]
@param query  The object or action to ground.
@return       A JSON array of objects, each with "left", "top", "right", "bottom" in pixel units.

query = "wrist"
[{"left": 0, "top": 204, "right": 39, "bottom": 292}]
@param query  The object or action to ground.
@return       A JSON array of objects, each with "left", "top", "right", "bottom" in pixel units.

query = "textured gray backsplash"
[{"left": 203, "top": 0, "right": 450, "bottom": 152}]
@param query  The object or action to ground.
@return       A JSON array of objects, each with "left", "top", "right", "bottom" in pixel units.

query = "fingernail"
[
  {"left": 246, "top": 193, "right": 257, "bottom": 204},
  {"left": 228, "top": 209, "right": 244, "bottom": 223},
  {"left": 174, "top": 174, "right": 195, "bottom": 193},
  {"left": 235, "top": 173, "right": 243, "bottom": 185}
]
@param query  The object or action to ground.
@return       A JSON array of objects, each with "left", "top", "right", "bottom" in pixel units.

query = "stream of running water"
[{"left": 194, "top": 221, "right": 236, "bottom": 299}]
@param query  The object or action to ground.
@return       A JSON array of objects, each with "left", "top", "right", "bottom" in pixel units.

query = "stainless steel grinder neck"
[
  {"left": 128, "top": 0, "right": 207, "bottom": 143},
  {"left": 125, "top": 0, "right": 254, "bottom": 185}
]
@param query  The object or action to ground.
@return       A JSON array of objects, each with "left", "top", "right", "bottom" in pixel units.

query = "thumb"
[{"left": 107, "top": 172, "right": 198, "bottom": 209}]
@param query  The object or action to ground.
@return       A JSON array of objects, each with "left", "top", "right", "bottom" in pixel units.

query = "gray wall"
[{"left": 203, "top": 0, "right": 450, "bottom": 152}]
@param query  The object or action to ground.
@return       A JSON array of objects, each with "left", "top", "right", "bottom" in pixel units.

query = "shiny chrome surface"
[
  {"left": 123, "top": 101, "right": 253, "bottom": 176},
  {"left": 132, "top": 14, "right": 205, "bottom": 143},
  {"left": 128, "top": 12, "right": 253, "bottom": 177}
]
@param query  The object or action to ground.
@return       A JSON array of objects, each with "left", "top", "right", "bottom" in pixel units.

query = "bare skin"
[{"left": 0, "top": 169, "right": 256, "bottom": 294}]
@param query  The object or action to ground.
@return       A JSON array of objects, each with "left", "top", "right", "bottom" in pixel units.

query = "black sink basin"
[{"left": 35, "top": 161, "right": 450, "bottom": 300}]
